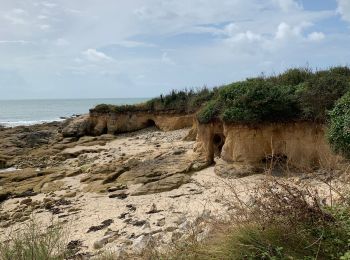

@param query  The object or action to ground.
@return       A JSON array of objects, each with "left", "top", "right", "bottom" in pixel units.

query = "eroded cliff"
[
  {"left": 195, "top": 121, "right": 343, "bottom": 174},
  {"left": 63, "top": 111, "right": 194, "bottom": 137}
]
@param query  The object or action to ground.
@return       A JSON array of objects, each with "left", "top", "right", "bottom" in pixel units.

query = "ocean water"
[{"left": 0, "top": 98, "right": 149, "bottom": 127}]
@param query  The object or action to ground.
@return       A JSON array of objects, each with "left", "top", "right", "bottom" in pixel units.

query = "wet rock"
[
  {"left": 108, "top": 190, "right": 128, "bottom": 199},
  {"left": 173, "top": 149, "right": 185, "bottom": 155},
  {"left": 66, "top": 169, "right": 82, "bottom": 177},
  {"left": 67, "top": 240, "right": 83, "bottom": 254},
  {"left": 118, "top": 212, "right": 129, "bottom": 219},
  {"left": 131, "top": 219, "right": 147, "bottom": 227},
  {"left": 87, "top": 219, "right": 114, "bottom": 233},
  {"left": 126, "top": 204, "right": 136, "bottom": 212},
  {"left": 20, "top": 198, "right": 33, "bottom": 205},
  {"left": 107, "top": 184, "right": 127, "bottom": 192},
  {"left": 0, "top": 191, "right": 10, "bottom": 203},
  {"left": 12, "top": 189, "right": 36, "bottom": 201},
  {"left": 17, "top": 130, "right": 53, "bottom": 148}
]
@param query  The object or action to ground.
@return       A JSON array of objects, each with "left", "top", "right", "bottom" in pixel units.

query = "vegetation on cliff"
[
  {"left": 92, "top": 66, "right": 350, "bottom": 158},
  {"left": 328, "top": 92, "right": 350, "bottom": 159},
  {"left": 91, "top": 87, "right": 215, "bottom": 114},
  {"left": 197, "top": 66, "right": 350, "bottom": 124}
]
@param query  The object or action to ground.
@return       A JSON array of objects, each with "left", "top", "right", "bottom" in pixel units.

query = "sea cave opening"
[
  {"left": 145, "top": 119, "right": 157, "bottom": 128},
  {"left": 213, "top": 133, "right": 225, "bottom": 158}
]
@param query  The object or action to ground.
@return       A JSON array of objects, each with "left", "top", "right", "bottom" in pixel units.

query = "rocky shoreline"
[
  {"left": 0, "top": 117, "right": 343, "bottom": 259},
  {"left": 0, "top": 119, "right": 235, "bottom": 258}
]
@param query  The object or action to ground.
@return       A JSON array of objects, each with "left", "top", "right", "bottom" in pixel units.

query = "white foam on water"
[{"left": 0, "top": 118, "right": 65, "bottom": 128}]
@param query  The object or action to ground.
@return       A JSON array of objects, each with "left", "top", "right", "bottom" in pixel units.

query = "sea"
[{"left": 0, "top": 98, "right": 149, "bottom": 127}]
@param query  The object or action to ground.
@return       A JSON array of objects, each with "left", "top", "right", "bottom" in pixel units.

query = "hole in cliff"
[
  {"left": 145, "top": 119, "right": 157, "bottom": 128},
  {"left": 101, "top": 126, "right": 108, "bottom": 135},
  {"left": 213, "top": 134, "right": 225, "bottom": 157}
]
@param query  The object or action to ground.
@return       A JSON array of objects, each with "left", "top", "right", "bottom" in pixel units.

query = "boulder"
[{"left": 62, "top": 115, "right": 91, "bottom": 137}]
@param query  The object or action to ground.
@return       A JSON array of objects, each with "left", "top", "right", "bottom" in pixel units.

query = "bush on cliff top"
[
  {"left": 92, "top": 66, "right": 350, "bottom": 122},
  {"left": 328, "top": 91, "right": 350, "bottom": 159},
  {"left": 91, "top": 87, "right": 216, "bottom": 114},
  {"left": 197, "top": 66, "right": 350, "bottom": 124}
]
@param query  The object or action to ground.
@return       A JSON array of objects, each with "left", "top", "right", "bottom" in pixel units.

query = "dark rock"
[
  {"left": 108, "top": 190, "right": 128, "bottom": 199},
  {"left": 87, "top": 219, "right": 114, "bottom": 233},
  {"left": 118, "top": 212, "right": 128, "bottom": 219},
  {"left": 107, "top": 184, "right": 127, "bottom": 193},
  {"left": 173, "top": 149, "right": 185, "bottom": 155},
  {"left": 131, "top": 219, "right": 147, "bottom": 227},
  {"left": 12, "top": 189, "right": 37, "bottom": 198},
  {"left": 20, "top": 198, "right": 33, "bottom": 205},
  {"left": 126, "top": 204, "right": 136, "bottom": 211},
  {"left": 66, "top": 240, "right": 83, "bottom": 254}
]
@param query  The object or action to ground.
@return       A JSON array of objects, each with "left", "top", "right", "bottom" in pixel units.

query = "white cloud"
[
  {"left": 3, "top": 9, "right": 27, "bottom": 25},
  {"left": 307, "top": 32, "right": 325, "bottom": 41},
  {"left": 227, "top": 30, "right": 262, "bottom": 43},
  {"left": 0, "top": 40, "right": 30, "bottom": 44},
  {"left": 37, "top": 15, "right": 48, "bottom": 20},
  {"left": 0, "top": 0, "right": 346, "bottom": 99},
  {"left": 161, "top": 52, "right": 175, "bottom": 65},
  {"left": 39, "top": 24, "right": 51, "bottom": 30},
  {"left": 114, "top": 40, "right": 156, "bottom": 48},
  {"left": 83, "top": 49, "right": 113, "bottom": 62},
  {"left": 273, "top": 0, "right": 302, "bottom": 12},
  {"left": 55, "top": 38, "right": 69, "bottom": 46},
  {"left": 13, "top": 9, "right": 26, "bottom": 15},
  {"left": 275, "top": 22, "right": 311, "bottom": 40},
  {"left": 41, "top": 2, "right": 57, "bottom": 8},
  {"left": 223, "top": 23, "right": 239, "bottom": 36},
  {"left": 337, "top": 0, "right": 350, "bottom": 22}
]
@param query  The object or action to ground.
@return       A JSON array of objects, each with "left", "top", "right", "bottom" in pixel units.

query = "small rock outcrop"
[
  {"left": 62, "top": 112, "right": 194, "bottom": 137},
  {"left": 62, "top": 115, "right": 91, "bottom": 137}
]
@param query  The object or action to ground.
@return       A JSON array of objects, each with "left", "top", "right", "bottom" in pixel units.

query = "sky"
[{"left": 0, "top": 0, "right": 349, "bottom": 99}]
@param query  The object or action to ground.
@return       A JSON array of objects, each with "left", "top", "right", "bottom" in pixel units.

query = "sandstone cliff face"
[
  {"left": 63, "top": 112, "right": 194, "bottom": 137},
  {"left": 196, "top": 121, "right": 341, "bottom": 170}
]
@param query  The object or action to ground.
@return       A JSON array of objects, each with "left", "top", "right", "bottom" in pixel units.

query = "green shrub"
[
  {"left": 197, "top": 79, "right": 300, "bottom": 124},
  {"left": 91, "top": 87, "right": 215, "bottom": 114},
  {"left": 93, "top": 67, "right": 350, "bottom": 127},
  {"left": 299, "top": 69, "right": 350, "bottom": 120},
  {"left": 222, "top": 80, "right": 299, "bottom": 123},
  {"left": 327, "top": 91, "right": 350, "bottom": 158},
  {"left": 197, "top": 100, "right": 220, "bottom": 123},
  {"left": 268, "top": 67, "right": 313, "bottom": 86}
]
